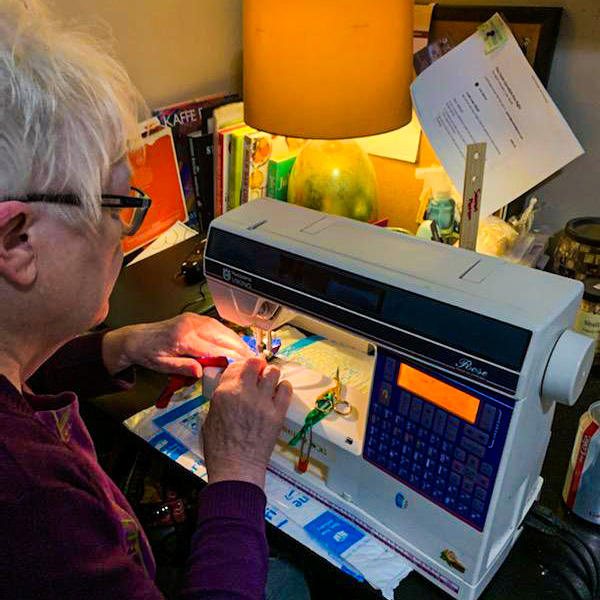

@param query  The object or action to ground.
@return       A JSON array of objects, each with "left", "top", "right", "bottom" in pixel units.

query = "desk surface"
[{"left": 98, "top": 240, "right": 600, "bottom": 600}]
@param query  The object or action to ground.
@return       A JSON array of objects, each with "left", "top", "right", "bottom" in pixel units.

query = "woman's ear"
[{"left": 0, "top": 202, "right": 37, "bottom": 287}]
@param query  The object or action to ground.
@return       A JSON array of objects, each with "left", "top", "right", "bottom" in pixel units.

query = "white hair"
[{"left": 0, "top": 0, "right": 146, "bottom": 224}]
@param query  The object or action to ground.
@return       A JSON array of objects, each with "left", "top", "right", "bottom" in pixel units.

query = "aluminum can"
[{"left": 563, "top": 401, "right": 600, "bottom": 523}]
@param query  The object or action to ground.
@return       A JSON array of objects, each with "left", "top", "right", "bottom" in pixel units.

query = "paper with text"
[{"left": 411, "top": 15, "right": 583, "bottom": 216}]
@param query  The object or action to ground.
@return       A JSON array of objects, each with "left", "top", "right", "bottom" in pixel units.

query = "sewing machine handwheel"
[{"left": 542, "top": 330, "right": 595, "bottom": 406}]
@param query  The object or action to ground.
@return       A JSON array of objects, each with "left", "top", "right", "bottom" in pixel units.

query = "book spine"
[
  {"left": 214, "top": 132, "right": 225, "bottom": 217},
  {"left": 240, "top": 135, "right": 254, "bottom": 205},
  {"left": 188, "top": 133, "right": 214, "bottom": 233},
  {"left": 266, "top": 160, "right": 276, "bottom": 199}
]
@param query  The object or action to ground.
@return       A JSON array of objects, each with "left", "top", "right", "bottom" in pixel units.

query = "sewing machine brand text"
[
  {"left": 222, "top": 268, "right": 252, "bottom": 290},
  {"left": 455, "top": 358, "right": 489, "bottom": 379}
]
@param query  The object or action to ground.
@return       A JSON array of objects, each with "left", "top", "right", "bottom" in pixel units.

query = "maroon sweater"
[{"left": 0, "top": 333, "right": 268, "bottom": 600}]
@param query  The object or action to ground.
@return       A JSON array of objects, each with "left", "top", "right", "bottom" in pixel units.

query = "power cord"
[{"left": 523, "top": 502, "right": 600, "bottom": 600}]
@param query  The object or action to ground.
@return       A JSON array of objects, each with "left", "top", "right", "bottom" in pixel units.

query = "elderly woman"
[{"left": 0, "top": 1, "right": 300, "bottom": 599}]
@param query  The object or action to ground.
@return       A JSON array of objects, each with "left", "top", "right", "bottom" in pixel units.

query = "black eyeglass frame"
[{"left": 19, "top": 186, "right": 152, "bottom": 237}]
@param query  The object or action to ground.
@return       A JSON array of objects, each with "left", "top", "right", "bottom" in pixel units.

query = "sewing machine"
[{"left": 203, "top": 198, "right": 594, "bottom": 600}]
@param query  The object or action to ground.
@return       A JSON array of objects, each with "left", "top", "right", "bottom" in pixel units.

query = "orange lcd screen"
[{"left": 397, "top": 364, "right": 479, "bottom": 424}]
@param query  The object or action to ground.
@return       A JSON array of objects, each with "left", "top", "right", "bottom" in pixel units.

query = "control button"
[
  {"left": 466, "top": 455, "right": 480, "bottom": 471},
  {"left": 448, "top": 416, "right": 460, "bottom": 429},
  {"left": 474, "top": 486, "right": 487, "bottom": 501},
  {"left": 398, "top": 391, "right": 412, "bottom": 416},
  {"left": 449, "top": 472, "right": 461, "bottom": 487},
  {"left": 444, "top": 496, "right": 456, "bottom": 509},
  {"left": 378, "top": 382, "right": 393, "bottom": 407},
  {"left": 421, "top": 404, "right": 435, "bottom": 429},
  {"left": 451, "top": 460, "right": 465, "bottom": 474},
  {"left": 384, "top": 357, "right": 397, "bottom": 382},
  {"left": 441, "top": 441, "right": 453, "bottom": 454},
  {"left": 454, "top": 448, "right": 466, "bottom": 462},
  {"left": 480, "top": 462, "right": 493, "bottom": 477},
  {"left": 410, "top": 398, "right": 423, "bottom": 422},
  {"left": 370, "top": 413, "right": 381, "bottom": 427},
  {"left": 445, "top": 424, "right": 459, "bottom": 443},
  {"left": 446, "top": 484, "right": 459, "bottom": 497},
  {"left": 464, "top": 466, "right": 477, "bottom": 480},
  {"left": 464, "top": 424, "right": 490, "bottom": 446},
  {"left": 472, "top": 499, "right": 485, "bottom": 513},
  {"left": 476, "top": 474, "right": 491, "bottom": 489},
  {"left": 460, "top": 437, "right": 486, "bottom": 458},
  {"left": 433, "top": 410, "right": 447, "bottom": 435},
  {"left": 479, "top": 404, "right": 497, "bottom": 432},
  {"left": 458, "top": 491, "right": 471, "bottom": 504},
  {"left": 429, "top": 433, "right": 441, "bottom": 447},
  {"left": 437, "top": 465, "right": 449, "bottom": 479},
  {"left": 462, "top": 478, "right": 475, "bottom": 494}
]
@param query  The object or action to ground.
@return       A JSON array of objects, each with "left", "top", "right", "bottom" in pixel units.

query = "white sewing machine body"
[{"left": 204, "top": 198, "right": 593, "bottom": 599}]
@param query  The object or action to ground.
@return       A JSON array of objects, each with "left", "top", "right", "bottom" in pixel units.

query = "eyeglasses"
[{"left": 19, "top": 186, "right": 152, "bottom": 237}]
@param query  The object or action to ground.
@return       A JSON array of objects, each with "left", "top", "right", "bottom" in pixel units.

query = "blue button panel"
[{"left": 364, "top": 350, "right": 514, "bottom": 531}]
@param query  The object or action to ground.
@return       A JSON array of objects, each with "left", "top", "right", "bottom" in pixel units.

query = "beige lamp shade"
[{"left": 243, "top": 0, "right": 414, "bottom": 139}]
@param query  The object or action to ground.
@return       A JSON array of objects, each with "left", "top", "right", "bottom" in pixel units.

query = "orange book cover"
[{"left": 123, "top": 121, "right": 188, "bottom": 255}]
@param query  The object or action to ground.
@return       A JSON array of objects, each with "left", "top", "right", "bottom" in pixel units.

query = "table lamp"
[{"left": 243, "top": 0, "right": 414, "bottom": 222}]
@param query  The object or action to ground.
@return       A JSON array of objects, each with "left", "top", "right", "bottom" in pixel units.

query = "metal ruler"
[{"left": 459, "top": 143, "right": 487, "bottom": 250}]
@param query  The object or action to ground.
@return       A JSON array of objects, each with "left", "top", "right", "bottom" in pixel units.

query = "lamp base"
[{"left": 287, "top": 139, "right": 378, "bottom": 222}]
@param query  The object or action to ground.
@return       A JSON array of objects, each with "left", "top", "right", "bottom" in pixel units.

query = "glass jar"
[
  {"left": 574, "top": 278, "right": 600, "bottom": 365},
  {"left": 553, "top": 217, "right": 600, "bottom": 280}
]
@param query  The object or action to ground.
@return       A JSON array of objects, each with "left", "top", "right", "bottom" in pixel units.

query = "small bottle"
[
  {"left": 415, "top": 166, "right": 456, "bottom": 237},
  {"left": 574, "top": 278, "right": 600, "bottom": 365}
]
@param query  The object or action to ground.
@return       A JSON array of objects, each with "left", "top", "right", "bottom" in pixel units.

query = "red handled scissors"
[{"left": 155, "top": 356, "right": 229, "bottom": 409}]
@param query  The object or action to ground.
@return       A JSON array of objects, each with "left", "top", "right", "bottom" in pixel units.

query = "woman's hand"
[
  {"left": 102, "top": 313, "right": 254, "bottom": 377},
  {"left": 202, "top": 357, "right": 292, "bottom": 490}
]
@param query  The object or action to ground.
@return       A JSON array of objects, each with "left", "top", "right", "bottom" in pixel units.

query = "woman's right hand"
[{"left": 201, "top": 357, "right": 292, "bottom": 490}]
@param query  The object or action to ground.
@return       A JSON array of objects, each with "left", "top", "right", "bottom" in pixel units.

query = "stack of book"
[{"left": 153, "top": 94, "right": 305, "bottom": 234}]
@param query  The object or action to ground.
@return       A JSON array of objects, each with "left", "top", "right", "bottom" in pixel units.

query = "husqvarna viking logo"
[{"left": 222, "top": 267, "right": 252, "bottom": 290}]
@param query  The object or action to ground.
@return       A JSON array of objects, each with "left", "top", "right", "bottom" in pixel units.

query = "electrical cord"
[{"left": 523, "top": 502, "right": 600, "bottom": 600}]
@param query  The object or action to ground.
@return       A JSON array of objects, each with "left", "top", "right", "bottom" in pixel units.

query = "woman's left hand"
[{"left": 102, "top": 313, "right": 254, "bottom": 377}]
